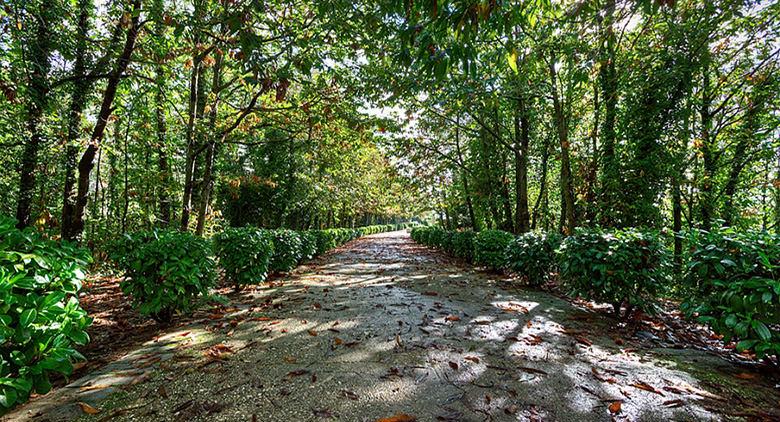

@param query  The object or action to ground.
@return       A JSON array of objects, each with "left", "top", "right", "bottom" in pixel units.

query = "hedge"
[
  {"left": 0, "top": 216, "right": 92, "bottom": 411},
  {"left": 682, "top": 227, "right": 780, "bottom": 359}
]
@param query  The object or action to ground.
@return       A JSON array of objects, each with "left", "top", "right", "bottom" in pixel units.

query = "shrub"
[
  {"left": 311, "top": 230, "right": 337, "bottom": 255},
  {"left": 268, "top": 229, "right": 303, "bottom": 273},
  {"left": 450, "top": 230, "right": 476, "bottom": 262},
  {"left": 505, "top": 232, "right": 562, "bottom": 285},
  {"left": 213, "top": 227, "right": 273, "bottom": 288},
  {"left": 558, "top": 228, "right": 670, "bottom": 319},
  {"left": 682, "top": 228, "right": 780, "bottom": 359},
  {"left": 0, "top": 216, "right": 92, "bottom": 411},
  {"left": 474, "top": 230, "right": 514, "bottom": 270},
  {"left": 299, "top": 231, "right": 317, "bottom": 261},
  {"left": 110, "top": 230, "right": 216, "bottom": 323}
]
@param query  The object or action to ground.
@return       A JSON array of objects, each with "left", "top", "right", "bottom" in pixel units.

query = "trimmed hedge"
[
  {"left": 505, "top": 232, "right": 561, "bottom": 285},
  {"left": 682, "top": 228, "right": 780, "bottom": 359},
  {"left": 213, "top": 227, "right": 274, "bottom": 288},
  {"left": 474, "top": 230, "right": 514, "bottom": 270},
  {"left": 110, "top": 230, "right": 216, "bottom": 323},
  {"left": 558, "top": 228, "right": 670, "bottom": 318},
  {"left": 0, "top": 216, "right": 92, "bottom": 411},
  {"left": 268, "top": 230, "right": 304, "bottom": 273}
]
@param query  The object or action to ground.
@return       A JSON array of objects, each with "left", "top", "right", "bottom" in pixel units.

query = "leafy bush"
[
  {"left": 0, "top": 216, "right": 92, "bottom": 410},
  {"left": 268, "top": 230, "right": 304, "bottom": 273},
  {"left": 473, "top": 230, "right": 514, "bottom": 270},
  {"left": 450, "top": 231, "right": 476, "bottom": 262},
  {"left": 110, "top": 230, "right": 216, "bottom": 323},
  {"left": 682, "top": 228, "right": 780, "bottom": 359},
  {"left": 558, "top": 228, "right": 670, "bottom": 318},
  {"left": 213, "top": 227, "right": 273, "bottom": 288},
  {"left": 299, "top": 231, "right": 317, "bottom": 261},
  {"left": 505, "top": 232, "right": 561, "bottom": 285}
]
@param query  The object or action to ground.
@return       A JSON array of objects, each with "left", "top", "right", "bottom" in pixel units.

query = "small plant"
[
  {"left": 505, "top": 232, "right": 561, "bottom": 285},
  {"left": 110, "top": 230, "right": 216, "bottom": 323},
  {"left": 0, "top": 215, "right": 92, "bottom": 411},
  {"left": 682, "top": 228, "right": 780, "bottom": 360},
  {"left": 473, "top": 230, "right": 514, "bottom": 270},
  {"left": 558, "top": 228, "right": 670, "bottom": 319},
  {"left": 213, "top": 227, "right": 274, "bottom": 288},
  {"left": 269, "top": 229, "right": 304, "bottom": 273}
]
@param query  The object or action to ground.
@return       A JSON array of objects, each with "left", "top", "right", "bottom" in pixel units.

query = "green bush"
[
  {"left": 110, "top": 230, "right": 216, "bottom": 323},
  {"left": 213, "top": 227, "right": 273, "bottom": 288},
  {"left": 0, "top": 216, "right": 92, "bottom": 411},
  {"left": 505, "top": 232, "right": 561, "bottom": 285},
  {"left": 299, "top": 231, "right": 317, "bottom": 261},
  {"left": 682, "top": 228, "right": 780, "bottom": 359},
  {"left": 450, "top": 231, "right": 476, "bottom": 262},
  {"left": 474, "top": 230, "right": 514, "bottom": 270},
  {"left": 558, "top": 228, "right": 670, "bottom": 319},
  {"left": 268, "top": 230, "right": 304, "bottom": 273}
]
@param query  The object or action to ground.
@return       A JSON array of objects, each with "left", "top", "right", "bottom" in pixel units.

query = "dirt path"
[{"left": 6, "top": 231, "right": 779, "bottom": 422}]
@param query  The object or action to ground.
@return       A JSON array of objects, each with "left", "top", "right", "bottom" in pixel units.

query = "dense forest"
[{"left": 1, "top": 0, "right": 780, "bottom": 419}]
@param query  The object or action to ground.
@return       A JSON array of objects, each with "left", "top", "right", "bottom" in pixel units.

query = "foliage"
[
  {"left": 473, "top": 230, "right": 514, "bottom": 270},
  {"left": 505, "top": 232, "right": 562, "bottom": 286},
  {"left": 450, "top": 231, "right": 476, "bottom": 262},
  {"left": 0, "top": 216, "right": 91, "bottom": 411},
  {"left": 268, "top": 230, "right": 304, "bottom": 273},
  {"left": 682, "top": 228, "right": 780, "bottom": 359},
  {"left": 558, "top": 228, "right": 671, "bottom": 318},
  {"left": 213, "top": 227, "right": 274, "bottom": 288},
  {"left": 110, "top": 230, "right": 216, "bottom": 323},
  {"left": 298, "top": 231, "right": 318, "bottom": 261}
]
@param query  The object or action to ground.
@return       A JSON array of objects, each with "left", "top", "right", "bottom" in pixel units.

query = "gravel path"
[{"left": 6, "top": 231, "right": 778, "bottom": 422}]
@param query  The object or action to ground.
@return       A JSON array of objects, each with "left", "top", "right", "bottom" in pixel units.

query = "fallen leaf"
[
  {"left": 308, "top": 329, "right": 318, "bottom": 336},
  {"left": 735, "top": 372, "right": 757, "bottom": 380},
  {"left": 376, "top": 414, "right": 417, "bottom": 422},
  {"left": 78, "top": 402, "right": 100, "bottom": 415},
  {"left": 448, "top": 361, "right": 459, "bottom": 370},
  {"left": 445, "top": 315, "right": 460, "bottom": 322},
  {"left": 464, "top": 356, "right": 480, "bottom": 363},
  {"left": 608, "top": 401, "right": 621, "bottom": 414},
  {"left": 663, "top": 399, "right": 685, "bottom": 408},
  {"left": 631, "top": 381, "right": 664, "bottom": 396}
]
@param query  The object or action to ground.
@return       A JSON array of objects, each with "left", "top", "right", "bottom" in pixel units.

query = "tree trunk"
[
  {"left": 598, "top": 0, "right": 619, "bottom": 227},
  {"left": 699, "top": 64, "right": 715, "bottom": 231},
  {"left": 195, "top": 51, "right": 224, "bottom": 236},
  {"left": 514, "top": 96, "right": 530, "bottom": 233},
  {"left": 153, "top": 0, "right": 171, "bottom": 227},
  {"left": 550, "top": 57, "right": 576, "bottom": 235},
  {"left": 16, "top": 0, "right": 54, "bottom": 229},
  {"left": 531, "top": 136, "right": 551, "bottom": 230},
  {"left": 65, "top": 0, "right": 142, "bottom": 241}
]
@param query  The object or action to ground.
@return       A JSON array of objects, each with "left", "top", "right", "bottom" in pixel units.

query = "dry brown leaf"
[
  {"left": 445, "top": 315, "right": 460, "bottom": 322},
  {"left": 78, "top": 402, "right": 100, "bottom": 415},
  {"left": 608, "top": 401, "right": 621, "bottom": 414},
  {"left": 464, "top": 356, "right": 480, "bottom": 363},
  {"left": 448, "top": 361, "right": 459, "bottom": 370},
  {"left": 631, "top": 381, "right": 664, "bottom": 396},
  {"left": 375, "top": 414, "right": 417, "bottom": 422},
  {"left": 307, "top": 329, "right": 318, "bottom": 336}
]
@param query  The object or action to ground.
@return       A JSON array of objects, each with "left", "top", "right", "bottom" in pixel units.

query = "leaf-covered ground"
[{"left": 6, "top": 231, "right": 780, "bottom": 421}]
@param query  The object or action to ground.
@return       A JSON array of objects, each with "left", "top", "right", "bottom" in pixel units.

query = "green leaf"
[
  {"left": 751, "top": 320, "right": 772, "bottom": 341},
  {"left": 19, "top": 309, "right": 36, "bottom": 328},
  {"left": 506, "top": 49, "right": 518, "bottom": 74}
]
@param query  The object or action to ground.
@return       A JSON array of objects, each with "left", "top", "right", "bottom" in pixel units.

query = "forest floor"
[{"left": 5, "top": 231, "right": 780, "bottom": 422}]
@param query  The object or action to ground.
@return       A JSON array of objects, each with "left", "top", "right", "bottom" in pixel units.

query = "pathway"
[{"left": 5, "top": 231, "right": 779, "bottom": 421}]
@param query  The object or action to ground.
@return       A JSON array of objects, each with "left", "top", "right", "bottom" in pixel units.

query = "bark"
[
  {"left": 598, "top": 0, "right": 619, "bottom": 226},
  {"left": 514, "top": 96, "right": 530, "bottom": 233},
  {"left": 454, "top": 116, "right": 477, "bottom": 230},
  {"left": 531, "top": 135, "right": 551, "bottom": 230},
  {"left": 672, "top": 176, "right": 683, "bottom": 273},
  {"left": 152, "top": 0, "right": 171, "bottom": 227},
  {"left": 549, "top": 57, "right": 576, "bottom": 235},
  {"left": 65, "top": 0, "right": 142, "bottom": 241},
  {"left": 699, "top": 65, "right": 715, "bottom": 231},
  {"left": 195, "top": 51, "right": 224, "bottom": 235},
  {"left": 16, "top": 0, "right": 54, "bottom": 229}
]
